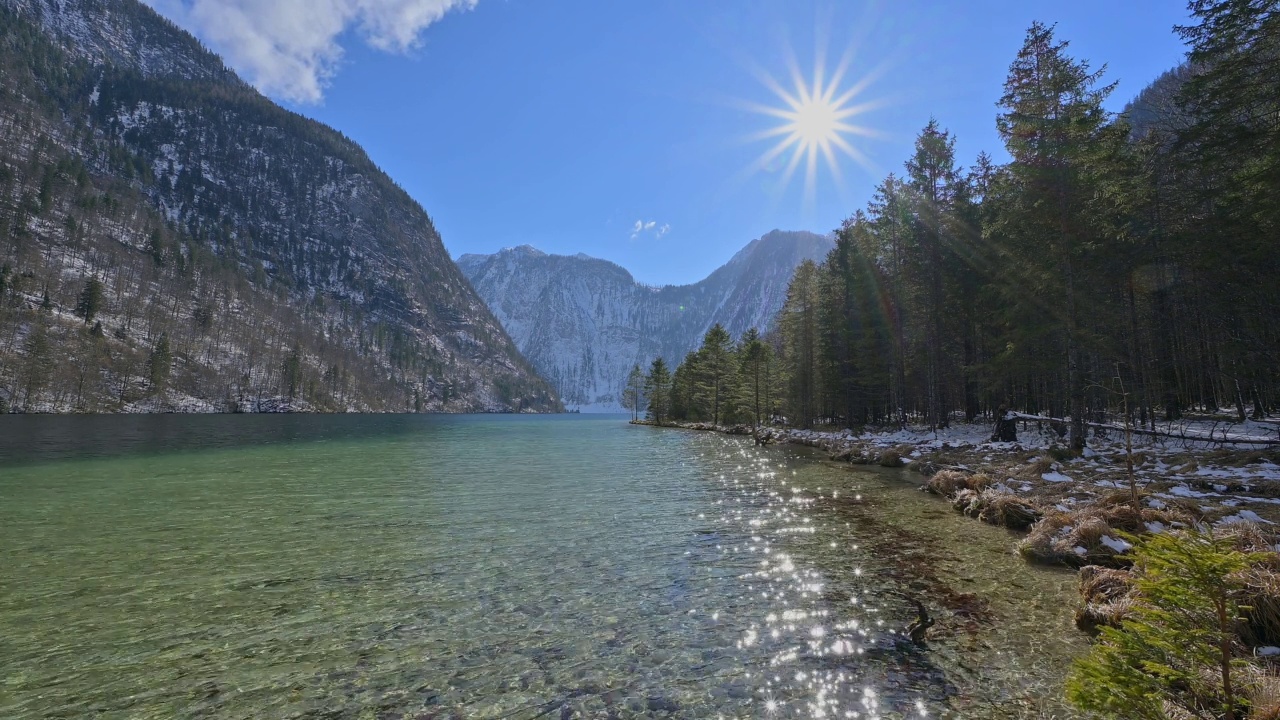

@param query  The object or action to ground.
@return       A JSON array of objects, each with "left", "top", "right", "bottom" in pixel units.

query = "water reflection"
[
  {"left": 696, "top": 442, "right": 946, "bottom": 719},
  {"left": 0, "top": 416, "right": 1080, "bottom": 719}
]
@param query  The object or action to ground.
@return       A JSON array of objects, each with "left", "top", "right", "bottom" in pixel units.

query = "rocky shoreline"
[{"left": 635, "top": 417, "right": 1280, "bottom": 644}]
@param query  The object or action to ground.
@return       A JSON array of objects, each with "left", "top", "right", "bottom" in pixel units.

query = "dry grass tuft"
[
  {"left": 951, "top": 488, "right": 979, "bottom": 515},
  {"left": 878, "top": 446, "right": 912, "bottom": 467},
  {"left": 1075, "top": 596, "right": 1136, "bottom": 635},
  {"left": 1014, "top": 453, "right": 1055, "bottom": 480},
  {"left": 1240, "top": 563, "right": 1280, "bottom": 647},
  {"left": 946, "top": 487, "right": 1042, "bottom": 529},
  {"left": 1018, "top": 502, "right": 1190, "bottom": 568},
  {"left": 926, "top": 470, "right": 997, "bottom": 499},
  {"left": 1243, "top": 667, "right": 1280, "bottom": 720},
  {"left": 926, "top": 470, "right": 971, "bottom": 496},
  {"left": 1079, "top": 564, "right": 1134, "bottom": 603},
  {"left": 978, "top": 492, "right": 1042, "bottom": 530},
  {"left": 1221, "top": 521, "right": 1280, "bottom": 557}
]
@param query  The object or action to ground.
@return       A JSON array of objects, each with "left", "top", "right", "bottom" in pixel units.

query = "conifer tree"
[
  {"left": 621, "top": 363, "right": 645, "bottom": 421},
  {"left": 148, "top": 333, "right": 172, "bottom": 390},
  {"left": 644, "top": 357, "right": 672, "bottom": 425},
  {"left": 779, "top": 260, "right": 821, "bottom": 427},
  {"left": 1066, "top": 531, "right": 1254, "bottom": 720},
  {"left": 905, "top": 119, "right": 961, "bottom": 428},
  {"left": 995, "top": 21, "right": 1117, "bottom": 450},
  {"left": 694, "top": 323, "right": 734, "bottom": 426},
  {"left": 75, "top": 277, "right": 104, "bottom": 324},
  {"left": 737, "top": 328, "right": 773, "bottom": 427}
]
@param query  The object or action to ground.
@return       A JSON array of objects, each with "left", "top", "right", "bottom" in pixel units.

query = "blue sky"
[{"left": 150, "top": 0, "right": 1194, "bottom": 285}]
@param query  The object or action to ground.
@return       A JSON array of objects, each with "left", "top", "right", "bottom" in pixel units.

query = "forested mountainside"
[
  {"left": 457, "top": 230, "right": 832, "bottom": 410},
  {"left": 657, "top": 14, "right": 1280, "bottom": 446},
  {"left": 0, "top": 0, "right": 559, "bottom": 413}
]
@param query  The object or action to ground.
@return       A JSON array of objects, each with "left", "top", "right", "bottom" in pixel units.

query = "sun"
[
  {"left": 742, "top": 48, "right": 883, "bottom": 211},
  {"left": 778, "top": 82, "right": 849, "bottom": 155}
]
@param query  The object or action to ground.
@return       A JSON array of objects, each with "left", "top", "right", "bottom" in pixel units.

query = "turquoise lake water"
[{"left": 0, "top": 414, "right": 1085, "bottom": 718}]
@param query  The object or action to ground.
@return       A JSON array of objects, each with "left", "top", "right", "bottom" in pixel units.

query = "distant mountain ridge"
[{"left": 458, "top": 230, "right": 834, "bottom": 411}]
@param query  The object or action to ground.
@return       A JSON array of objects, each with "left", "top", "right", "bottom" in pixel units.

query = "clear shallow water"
[{"left": 0, "top": 415, "right": 1085, "bottom": 718}]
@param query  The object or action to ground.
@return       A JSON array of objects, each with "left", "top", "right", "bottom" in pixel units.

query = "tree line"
[{"left": 634, "top": 4, "right": 1278, "bottom": 447}]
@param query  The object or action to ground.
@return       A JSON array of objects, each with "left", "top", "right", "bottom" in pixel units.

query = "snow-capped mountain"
[{"left": 457, "top": 230, "right": 834, "bottom": 411}]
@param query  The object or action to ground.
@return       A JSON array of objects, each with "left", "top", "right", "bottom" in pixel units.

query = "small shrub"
[{"left": 1066, "top": 530, "right": 1256, "bottom": 720}]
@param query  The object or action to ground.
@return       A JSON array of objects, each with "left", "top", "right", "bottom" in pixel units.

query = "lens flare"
[{"left": 740, "top": 44, "right": 886, "bottom": 213}]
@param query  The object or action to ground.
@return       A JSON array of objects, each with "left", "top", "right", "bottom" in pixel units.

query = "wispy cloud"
[
  {"left": 630, "top": 219, "right": 669, "bottom": 241},
  {"left": 145, "top": 0, "right": 478, "bottom": 103}
]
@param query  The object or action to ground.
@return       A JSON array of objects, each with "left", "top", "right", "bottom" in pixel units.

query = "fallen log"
[{"left": 1007, "top": 412, "right": 1280, "bottom": 446}]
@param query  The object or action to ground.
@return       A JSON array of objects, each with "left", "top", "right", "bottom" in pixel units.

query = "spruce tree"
[
  {"left": 75, "top": 277, "right": 104, "bottom": 324},
  {"left": 644, "top": 357, "right": 672, "bottom": 425},
  {"left": 780, "top": 260, "right": 822, "bottom": 428},
  {"left": 995, "top": 21, "right": 1117, "bottom": 450},
  {"left": 905, "top": 119, "right": 961, "bottom": 429},
  {"left": 694, "top": 323, "right": 734, "bottom": 426},
  {"left": 1066, "top": 531, "right": 1254, "bottom": 720},
  {"left": 148, "top": 333, "right": 172, "bottom": 390}
]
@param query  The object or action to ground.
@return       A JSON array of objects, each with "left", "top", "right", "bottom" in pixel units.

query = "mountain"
[
  {"left": 0, "top": 0, "right": 559, "bottom": 412},
  {"left": 457, "top": 230, "right": 834, "bottom": 411}
]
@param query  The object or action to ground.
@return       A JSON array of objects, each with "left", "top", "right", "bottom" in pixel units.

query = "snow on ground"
[{"left": 746, "top": 415, "right": 1280, "bottom": 529}]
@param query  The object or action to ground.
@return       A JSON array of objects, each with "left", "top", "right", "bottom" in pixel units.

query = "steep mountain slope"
[
  {"left": 457, "top": 230, "right": 833, "bottom": 410},
  {"left": 0, "top": 0, "right": 559, "bottom": 412}
]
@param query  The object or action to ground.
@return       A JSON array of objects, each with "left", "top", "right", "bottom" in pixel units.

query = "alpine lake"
[{"left": 0, "top": 414, "right": 1087, "bottom": 719}]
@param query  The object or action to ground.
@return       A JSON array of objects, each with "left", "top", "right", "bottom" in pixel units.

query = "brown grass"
[
  {"left": 1079, "top": 564, "right": 1135, "bottom": 603},
  {"left": 1075, "top": 596, "right": 1137, "bottom": 635},
  {"left": 1013, "top": 453, "right": 1054, "bottom": 481},
  {"left": 1239, "top": 563, "right": 1280, "bottom": 648},
  {"left": 879, "top": 446, "right": 911, "bottom": 467},
  {"left": 952, "top": 488, "right": 979, "bottom": 515},
  {"left": 968, "top": 473, "right": 995, "bottom": 491},
  {"left": 926, "top": 470, "right": 996, "bottom": 498},
  {"left": 945, "top": 487, "right": 1042, "bottom": 529},
  {"left": 978, "top": 492, "right": 1042, "bottom": 530},
  {"left": 1018, "top": 503, "right": 1193, "bottom": 568},
  {"left": 926, "top": 470, "right": 971, "bottom": 496},
  {"left": 1221, "top": 521, "right": 1280, "bottom": 557},
  {"left": 1243, "top": 667, "right": 1280, "bottom": 720}
]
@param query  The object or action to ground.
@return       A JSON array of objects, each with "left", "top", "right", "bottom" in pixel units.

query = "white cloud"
[
  {"left": 629, "top": 219, "right": 668, "bottom": 241},
  {"left": 145, "top": 0, "right": 478, "bottom": 103}
]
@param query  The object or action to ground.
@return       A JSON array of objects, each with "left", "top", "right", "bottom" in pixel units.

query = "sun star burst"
[{"left": 744, "top": 48, "right": 884, "bottom": 212}]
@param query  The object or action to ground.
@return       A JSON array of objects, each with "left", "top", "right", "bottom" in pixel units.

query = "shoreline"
[{"left": 635, "top": 416, "right": 1280, "bottom": 638}]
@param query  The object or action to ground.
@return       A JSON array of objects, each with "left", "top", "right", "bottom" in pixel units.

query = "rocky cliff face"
[
  {"left": 458, "top": 230, "right": 834, "bottom": 411},
  {"left": 0, "top": 0, "right": 559, "bottom": 412}
]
